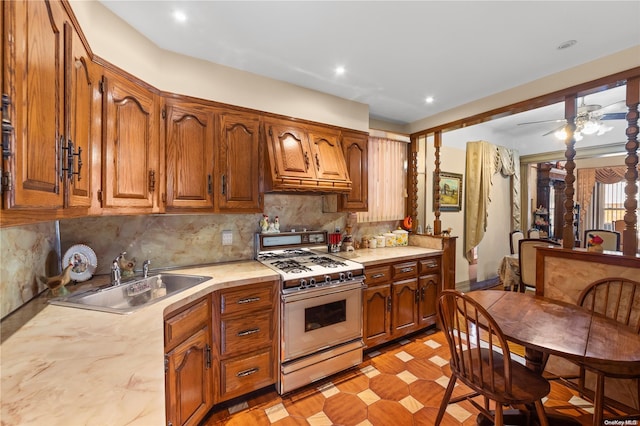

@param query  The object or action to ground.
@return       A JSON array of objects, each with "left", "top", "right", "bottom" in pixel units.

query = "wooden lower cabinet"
[
  {"left": 363, "top": 255, "right": 441, "bottom": 349},
  {"left": 164, "top": 281, "right": 278, "bottom": 424},
  {"left": 363, "top": 283, "right": 392, "bottom": 348},
  {"left": 215, "top": 281, "right": 278, "bottom": 402},
  {"left": 164, "top": 297, "right": 213, "bottom": 426}
]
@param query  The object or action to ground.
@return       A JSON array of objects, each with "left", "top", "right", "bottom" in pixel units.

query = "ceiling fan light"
[
  {"left": 554, "top": 129, "right": 567, "bottom": 140},
  {"left": 597, "top": 124, "right": 613, "bottom": 136},
  {"left": 580, "top": 119, "right": 601, "bottom": 135}
]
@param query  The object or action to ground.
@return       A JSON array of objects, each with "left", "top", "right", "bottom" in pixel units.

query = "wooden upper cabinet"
[
  {"left": 264, "top": 119, "right": 351, "bottom": 193},
  {"left": 265, "top": 121, "right": 314, "bottom": 182},
  {"left": 164, "top": 99, "right": 215, "bottom": 211},
  {"left": 339, "top": 131, "right": 368, "bottom": 211},
  {"left": 101, "top": 69, "right": 160, "bottom": 212},
  {"left": 307, "top": 128, "right": 350, "bottom": 185},
  {"left": 66, "top": 23, "right": 95, "bottom": 208},
  {"left": 5, "top": 0, "right": 66, "bottom": 209},
  {"left": 217, "top": 111, "right": 263, "bottom": 212}
]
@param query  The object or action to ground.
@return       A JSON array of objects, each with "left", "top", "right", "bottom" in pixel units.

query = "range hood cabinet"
[{"left": 264, "top": 120, "right": 352, "bottom": 194}]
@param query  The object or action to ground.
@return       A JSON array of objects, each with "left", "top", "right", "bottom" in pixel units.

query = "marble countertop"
[
  {"left": 334, "top": 245, "right": 442, "bottom": 266},
  {"left": 0, "top": 260, "right": 279, "bottom": 426},
  {"left": 0, "top": 246, "right": 441, "bottom": 425}
]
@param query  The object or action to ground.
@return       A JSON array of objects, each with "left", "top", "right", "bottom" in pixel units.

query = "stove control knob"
[
  {"left": 299, "top": 279, "right": 307, "bottom": 288},
  {"left": 309, "top": 277, "right": 316, "bottom": 287},
  {"left": 324, "top": 275, "right": 332, "bottom": 284},
  {"left": 347, "top": 271, "right": 353, "bottom": 280},
  {"left": 339, "top": 272, "right": 346, "bottom": 282}
]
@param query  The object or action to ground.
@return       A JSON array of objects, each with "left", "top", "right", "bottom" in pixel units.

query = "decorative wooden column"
[
  {"left": 623, "top": 77, "right": 639, "bottom": 256},
  {"left": 562, "top": 95, "right": 577, "bottom": 249},
  {"left": 433, "top": 131, "right": 442, "bottom": 235},
  {"left": 408, "top": 135, "right": 419, "bottom": 230}
]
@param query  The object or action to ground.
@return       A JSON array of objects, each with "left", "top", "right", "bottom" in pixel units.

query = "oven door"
[{"left": 282, "top": 280, "right": 364, "bottom": 362}]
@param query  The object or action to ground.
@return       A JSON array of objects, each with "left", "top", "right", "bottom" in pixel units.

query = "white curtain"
[{"left": 357, "top": 137, "right": 408, "bottom": 223}]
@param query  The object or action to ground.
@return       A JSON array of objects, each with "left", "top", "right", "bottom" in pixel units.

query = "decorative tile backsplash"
[{"left": 1, "top": 194, "right": 397, "bottom": 318}]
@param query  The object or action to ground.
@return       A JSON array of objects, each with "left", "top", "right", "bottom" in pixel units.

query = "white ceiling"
[
  {"left": 99, "top": 1, "right": 639, "bottom": 124},
  {"left": 99, "top": 1, "right": 639, "bottom": 152}
]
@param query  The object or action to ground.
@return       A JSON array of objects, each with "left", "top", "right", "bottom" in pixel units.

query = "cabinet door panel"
[
  {"left": 102, "top": 71, "right": 159, "bottom": 209},
  {"left": 165, "top": 102, "right": 214, "bottom": 210},
  {"left": 218, "top": 112, "right": 262, "bottom": 211},
  {"left": 339, "top": 132, "right": 368, "bottom": 211},
  {"left": 66, "top": 25, "right": 94, "bottom": 207},
  {"left": 363, "top": 284, "right": 391, "bottom": 348},
  {"left": 308, "top": 131, "right": 349, "bottom": 182},
  {"left": 165, "top": 327, "right": 212, "bottom": 426},
  {"left": 266, "top": 123, "right": 313, "bottom": 180},
  {"left": 9, "top": 0, "right": 65, "bottom": 208},
  {"left": 418, "top": 274, "right": 439, "bottom": 327},
  {"left": 392, "top": 278, "right": 418, "bottom": 334}
]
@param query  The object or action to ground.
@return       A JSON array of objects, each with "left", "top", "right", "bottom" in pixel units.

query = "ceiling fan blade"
[
  {"left": 599, "top": 112, "right": 626, "bottom": 120},
  {"left": 542, "top": 124, "right": 566, "bottom": 137},
  {"left": 517, "top": 118, "right": 566, "bottom": 126},
  {"left": 597, "top": 100, "right": 625, "bottom": 112}
]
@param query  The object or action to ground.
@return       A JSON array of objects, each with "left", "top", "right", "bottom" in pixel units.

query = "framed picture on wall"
[{"left": 434, "top": 171, "right": 463, "bottom": 212}]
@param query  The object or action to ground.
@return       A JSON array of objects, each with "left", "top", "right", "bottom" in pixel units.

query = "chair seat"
[{"left": 455, "top": 348, "right": 551, "bottom": 405}]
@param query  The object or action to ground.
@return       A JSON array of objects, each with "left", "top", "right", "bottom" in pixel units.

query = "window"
[
  {"left": 591, "top": 181, "right": 639, "bottom": 229},
  {"left": 357, "top": 137, "right": 408, "bottom": 222}
]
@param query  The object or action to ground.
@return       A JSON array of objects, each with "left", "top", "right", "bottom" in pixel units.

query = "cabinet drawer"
[
  {"left": 220, "top": 348, "right": 274, "bottom": 400},
  {"left": 221, "top": 310, "right": 273, "bottom": 357},
  {"left": 419, "top": 257, "right": 441, "bottom": 275},
  {"left": 164, "top": 297, "right": 210, "bottom": 350},
  {"left": 392, "top": 261, "right": 418, "bottom": 280},
  {"left": 365, "top": 265, "right": 392, "bottom": 286},
  {"left": 220, "top": 283, "right": 275, "bottom": 316}
]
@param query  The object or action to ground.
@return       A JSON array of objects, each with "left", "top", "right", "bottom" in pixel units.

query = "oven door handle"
[{"left": 282, "top": 280, "right": 365, "bottom": 302}]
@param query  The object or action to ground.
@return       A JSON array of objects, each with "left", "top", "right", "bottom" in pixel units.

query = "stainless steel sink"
[{"left": 49, "top": 273, "right": 212, "bottom": 314}]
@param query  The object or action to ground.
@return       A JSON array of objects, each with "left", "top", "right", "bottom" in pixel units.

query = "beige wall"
[{"left": 68, "top": 1, "right": 370, "bottom": 132}]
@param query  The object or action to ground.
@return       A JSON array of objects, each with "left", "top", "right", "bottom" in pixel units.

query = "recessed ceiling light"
[
  {"left": 557, "top": 39, "right": 577, "bottom": 50},
  {"left": 173, "top": 10, "right": 187, "bottom": 23},
  {"left": 335, "top": 66, "right": 346, "bottom": 76},
  {"left": 425, "top": 96, "right": 435, "bottom": 104}
]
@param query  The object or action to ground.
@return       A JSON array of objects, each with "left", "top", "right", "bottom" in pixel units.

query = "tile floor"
[{"left": 202, "top": 329, "right": 609, "bottom": 426}]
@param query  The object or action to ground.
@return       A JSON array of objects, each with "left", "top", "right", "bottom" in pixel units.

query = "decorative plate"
[{"left": 63, "top": 244, "right": 98, "bottom": 282}]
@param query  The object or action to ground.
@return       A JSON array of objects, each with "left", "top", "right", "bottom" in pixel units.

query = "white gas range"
[{"left": 255, "top": 231, "right": 365, "bottom": 394}]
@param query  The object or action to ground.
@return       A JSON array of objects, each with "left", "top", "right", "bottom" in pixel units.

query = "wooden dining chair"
[
  {"left": 509, "top": 230, "right": 524, "bottom": 254},
  {"left": 518, "top": 239, "right": 560, "bottom": 293},
  {"left": 583, "top": 229, "right": 621, "bottom": 251},
  {"left": 435, "top": 290, "right": 550, "bottom": 426},
  {"left": 576, "top": 277, "right": 640, "bottom": 424}
]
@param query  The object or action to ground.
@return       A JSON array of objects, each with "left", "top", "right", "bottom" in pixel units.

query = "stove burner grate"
[
  {"left": 271, "top": 260, "right": 312, "bottom": 274},
  {"left": 308, "top": 256, "right": 347, "bottom": 268}
]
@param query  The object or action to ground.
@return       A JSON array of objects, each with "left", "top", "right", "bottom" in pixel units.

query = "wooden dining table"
[{"left": 466, "top": 290, "right": 640, "bottom": 425}]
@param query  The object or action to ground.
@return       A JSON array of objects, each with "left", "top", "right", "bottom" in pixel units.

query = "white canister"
[
  {"left": 369, "top": 237, "right": 378, "bottom": 249},
  {"left": 393, "top": 229, "right": 409, "bottom": 246},
  {"left": 383, "top": 233, "right": 396, "bottom": 247},
  {"left": 376, "top": 235, "right": 386, "bottom": 248}
]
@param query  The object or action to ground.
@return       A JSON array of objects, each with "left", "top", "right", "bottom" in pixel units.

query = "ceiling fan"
[{"left": 518, "top": 97, "right": 626, "bottom": 140}]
